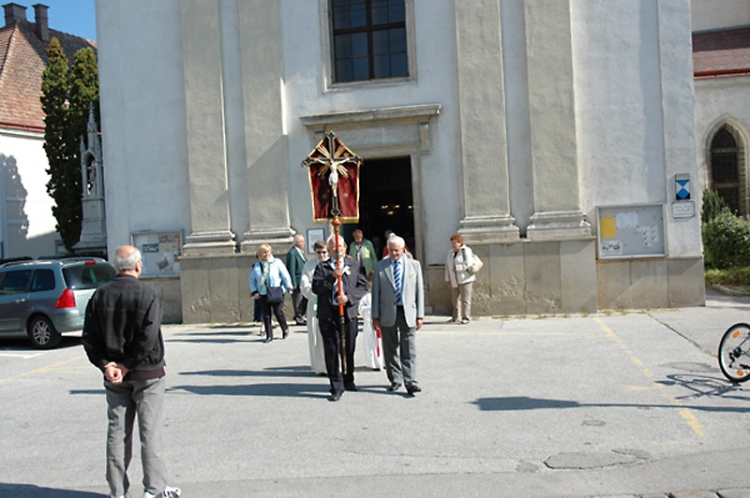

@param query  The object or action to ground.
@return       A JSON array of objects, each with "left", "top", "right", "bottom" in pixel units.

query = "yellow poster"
[{"left": 600, "top": 216, "right": 617, "bottom": 239}]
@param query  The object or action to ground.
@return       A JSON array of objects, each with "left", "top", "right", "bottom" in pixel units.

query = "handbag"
[
  {"left": 464, "top": 248, "right": 483, "bottom": 275},
  {"left": 266, "top": 286, "right": 285, "bottom": 304}
]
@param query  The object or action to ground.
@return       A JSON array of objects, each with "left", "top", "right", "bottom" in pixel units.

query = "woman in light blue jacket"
[{"left": 250, "top": 244, "right": 293, "bottom": 342}]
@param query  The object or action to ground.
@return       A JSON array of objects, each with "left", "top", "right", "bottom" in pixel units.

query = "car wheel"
[{"left": 28, "top": 315, "right": 61, "bottom": 349}]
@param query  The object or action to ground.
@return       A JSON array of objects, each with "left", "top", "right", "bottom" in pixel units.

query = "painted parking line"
[
  {"left": 0, "top": 352, "right": 44, "bottom": 359},
  {"left": 0, "top": 355, "right": 86, "bottom": 384},
  {"left": 594, "top": 317, "right": 705, "bottom": 437}
]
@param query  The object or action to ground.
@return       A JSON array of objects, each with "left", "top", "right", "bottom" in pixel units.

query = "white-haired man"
[
  {"left": 312, "top": 234, "right": 369, "bottom": 401},
  {"left": 371, "top": 234, "right": 424, "bottom": 395},
  {"left": 82, "top": 245, "right": 180, "bottom": 498}
]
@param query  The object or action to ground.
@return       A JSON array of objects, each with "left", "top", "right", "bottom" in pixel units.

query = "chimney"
[
  {"left": 3, "top": 3, "right": 27, "bottom": 28},
  {"left": 32, "top": 3, "right": 48, "bottom": 42}
]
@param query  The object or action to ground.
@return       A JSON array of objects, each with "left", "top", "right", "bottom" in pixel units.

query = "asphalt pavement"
[{"left": 2, "top": 287, "right": 750, "bottom": 498}]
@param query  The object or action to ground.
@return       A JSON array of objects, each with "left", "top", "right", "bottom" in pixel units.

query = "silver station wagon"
[{"left": 0, "top": 258, "right": 116, "bottom": 349}]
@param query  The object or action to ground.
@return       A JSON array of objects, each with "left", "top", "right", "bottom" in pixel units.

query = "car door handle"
[{"left": 14, "top": 298, "right": 25, "bottom": 303}]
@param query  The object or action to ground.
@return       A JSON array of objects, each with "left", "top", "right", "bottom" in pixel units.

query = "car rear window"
[{"left": 63, "top": 264, "right": 116, "bottom": 290}]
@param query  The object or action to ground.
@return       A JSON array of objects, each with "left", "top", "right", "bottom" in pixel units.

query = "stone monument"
[{"left": 73, "top": 106, "right": 107, "bottom": 255}]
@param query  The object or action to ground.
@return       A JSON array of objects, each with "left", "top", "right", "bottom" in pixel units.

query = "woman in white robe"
[
  {"left": 300, "top": 240, "right": 328, "bottom": 375},
  {"left": 357, "top": 288, "right": 383, "bottom": 370}
]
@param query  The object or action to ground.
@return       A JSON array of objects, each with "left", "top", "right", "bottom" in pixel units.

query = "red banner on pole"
[{"left": 301, "top": 131, "right": 362, "bottom": 223}]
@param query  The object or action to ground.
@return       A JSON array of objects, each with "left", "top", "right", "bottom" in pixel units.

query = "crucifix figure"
[{"left": 301, "top": 131, "right": 362, "bottom": 223}]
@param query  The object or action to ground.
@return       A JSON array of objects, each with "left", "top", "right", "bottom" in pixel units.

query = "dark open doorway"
[{"left": 344, "top": 156, "right": 415, "bottom": 257}]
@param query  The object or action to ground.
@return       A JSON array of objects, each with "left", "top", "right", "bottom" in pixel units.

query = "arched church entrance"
[{"left": 343, "top": 156, "right": 414, "bottom": 258}]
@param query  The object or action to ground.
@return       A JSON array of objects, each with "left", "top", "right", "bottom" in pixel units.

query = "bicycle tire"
[{"left": 718, "top": 322, "right": 750, "bottom": 383}]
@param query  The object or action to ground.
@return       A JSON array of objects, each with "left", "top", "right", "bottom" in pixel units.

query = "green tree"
[
  {"left": 701, "top": 189, "right": 731, "bottom": 223},
  {"left": 40, "top": 39, "right": 99, "bottom": 252},
  {"left": 702, "top": 210, "right": 750, "bottom": 269},
  {"left": 69, "top": 47, "right": 99, "bottom": 149}
]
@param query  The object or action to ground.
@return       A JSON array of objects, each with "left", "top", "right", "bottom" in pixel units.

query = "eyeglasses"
[{"left": 316, "top": 250, "right": 328, "bottom": 254}]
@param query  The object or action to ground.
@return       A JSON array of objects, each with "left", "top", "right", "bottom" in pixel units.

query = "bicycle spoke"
[{"left": 719, "top": 323, "right": 750, "bottom": 382}]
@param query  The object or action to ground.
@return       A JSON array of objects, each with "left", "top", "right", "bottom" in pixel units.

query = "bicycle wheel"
[{"left": 718, "top": 322, "right": 750, "bottom": 382}]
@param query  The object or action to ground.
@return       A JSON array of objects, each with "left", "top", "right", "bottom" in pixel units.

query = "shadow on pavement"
[
  {"left": 169, "top": 381, "right": 328, "bottom": 399},
  {"left": 658, "top": 373, "right": 750, "bottom": 401},
  {"left": 69, "top": 389, "right": 106, "bottom": 395},
  {"left": 179, "top": 365, "right": 314, "bottom": 378},
  {"left": 473, "top": 395, "right": 750, "bottom": 412},
  {"left": 0, "top": 483, "right": 101, "bottom": 497},
  {"left": 0, "top": 336, "right": 82, "bottom": 351}
]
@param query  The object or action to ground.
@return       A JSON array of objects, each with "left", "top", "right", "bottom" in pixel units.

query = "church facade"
[
  {"left": 691, "top": 0, "right": 750, "bottom": 217},
  {"left": 95, "top": 0, "right": 704, "bottom": 323}
]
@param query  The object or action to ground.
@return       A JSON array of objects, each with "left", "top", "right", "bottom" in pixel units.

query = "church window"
[
  {"left": 710, "top": 127, "right": 741, "bottom": 214},
  {"left": 331, "top": 0, "right": 408, "bottom": 83}
]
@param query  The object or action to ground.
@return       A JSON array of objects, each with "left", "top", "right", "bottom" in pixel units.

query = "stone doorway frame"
[{"left": 299, "top": 103, "right": 440, "bottom": 266}]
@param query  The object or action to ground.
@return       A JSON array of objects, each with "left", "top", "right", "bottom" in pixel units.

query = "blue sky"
[{"left": 29, "top": 0, "right": 96, "bottom": 41}]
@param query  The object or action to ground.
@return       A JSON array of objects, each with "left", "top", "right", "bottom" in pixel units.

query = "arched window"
[{"left": 710, "top": 127, "right": 741, "bottom": 214}]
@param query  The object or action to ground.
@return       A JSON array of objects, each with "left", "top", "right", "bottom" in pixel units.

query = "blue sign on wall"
[{"left": 675, "top": 173, "right": 690, "bottom": 200}]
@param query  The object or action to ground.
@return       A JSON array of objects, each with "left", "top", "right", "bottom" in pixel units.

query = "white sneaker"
[
  {"left": 144, "top": 486, "right": 181, "bottom": 498},
  {"left": 109, "top": 494, "right": 126, "bottom": 498}
]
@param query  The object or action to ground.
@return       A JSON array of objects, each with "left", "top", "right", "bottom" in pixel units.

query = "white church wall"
[
  {"left": 96, "top": 0, "right": 192, "bottom": 256},
  {"left": 280, "top": 0, "right": 463, "bottom": 265},
  {"left": 691, "top": 0, "right": 750, "bottom": 32},
  {"left": 574, "top": 2, "right": 667, "bottom": 211},
  {"left": 657, "top": 0, "right": 703, "bottom": 257},
  {"left": 0, "top": 129, "right": 58, "bottom": 259},
  {"left": 573, "top": 0, "right": 702, "bottom": 257}
]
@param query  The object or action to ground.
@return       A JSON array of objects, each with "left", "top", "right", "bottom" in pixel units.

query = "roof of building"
[
  {"left": 0, "top": 3, "right": 96, "bottom": 132},
  {"left": 693, "top": 26, "right": 750, "bottom": 79}
]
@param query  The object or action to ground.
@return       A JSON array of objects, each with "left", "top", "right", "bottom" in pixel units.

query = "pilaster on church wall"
[
  {"left": 524, "top": 0, "right": 590, "bottom": 241},
  {"left": 180, "top": 0, "right": 236, "bottom": 256},
  {"left": 238, "top": 0, "right": 294, "bottom": 254},
  {"left": 454, "top": 0, "right": 519, "bottom": 245}
]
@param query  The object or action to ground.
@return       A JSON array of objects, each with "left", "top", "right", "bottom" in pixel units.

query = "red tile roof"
[
  {"left": 0, "top": 18, "right": 95, "bottom": 131},
  {"left": 693, "top": 27, "right": 750, "bottom": 79}
]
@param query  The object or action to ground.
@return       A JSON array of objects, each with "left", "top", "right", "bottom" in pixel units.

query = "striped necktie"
[{"left": 393, "top": 259, "right": 402, "bottom": 305}]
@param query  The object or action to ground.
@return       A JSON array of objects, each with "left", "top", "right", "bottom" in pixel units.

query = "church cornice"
[
  {"left": 299, "top": 103, "right": 441, "bottom": 130},
  {"left": 299, "top": 103, "right": 441, "bottom": 154}
]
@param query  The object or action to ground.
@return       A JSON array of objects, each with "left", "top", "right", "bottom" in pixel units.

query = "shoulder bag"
[
  {"left": 266, "top": 285, "right": 285, "bottom": 304},
  {"left": 464, "top": 247, "right": 483, "bottom": 275},
  {"left": 262, "top": 260, "right": 285, "bottom": 304}
]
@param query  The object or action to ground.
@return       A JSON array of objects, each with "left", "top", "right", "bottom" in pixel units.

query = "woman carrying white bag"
[{"left": 445, "top": 233, "right": 481, "bottom": 324}]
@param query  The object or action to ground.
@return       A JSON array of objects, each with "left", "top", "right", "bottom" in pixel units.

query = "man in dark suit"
[
  {"left": 312, "top": 234, "right": 369, "bottom": 401},
  {"left": 372, "top": 234, "right": 424, "bottom": 395},
  {"left": 286, "top": 234, "right": 308, "bottom": 325}
]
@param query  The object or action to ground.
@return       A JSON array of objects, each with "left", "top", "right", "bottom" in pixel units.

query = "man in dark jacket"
[
  {"left": 312, "top": 234, "right": 368, "bottom": 401},
  {"left": 82, "top": 245, "right": 180, "bottom": 498},
  {"left": 286, "top": 234, "right": 308, "bottom": 325}
]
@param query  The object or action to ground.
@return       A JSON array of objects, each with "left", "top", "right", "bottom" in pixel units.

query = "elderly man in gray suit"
[{"left": 371, "top": 234, "right": 424, "bottom": 395}]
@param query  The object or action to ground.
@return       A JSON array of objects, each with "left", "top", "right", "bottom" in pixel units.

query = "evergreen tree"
[
  {"left": 69, "top": 47, "right": 99, "bottom": 149},
  {"left": 69, "top": 47, "right": 99, "bottom": 212},
  {"left": 40, "top": 39, "right": 99, "bottom": 252}
]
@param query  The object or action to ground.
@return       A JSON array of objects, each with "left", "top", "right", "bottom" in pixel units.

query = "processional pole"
[
  {"left": 302, "top": 131, "right": 363, "bottom": 377},
  {"left": 330, "top": 192, "right": 347, "bottom": 374}
]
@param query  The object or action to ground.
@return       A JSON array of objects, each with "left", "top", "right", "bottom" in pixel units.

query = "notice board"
[
  {"left": 596, "top": 204, "right": 665, "bottom": 259},
  {"left": 131, "top": 230, "right": 182, "bottom": 277}
]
